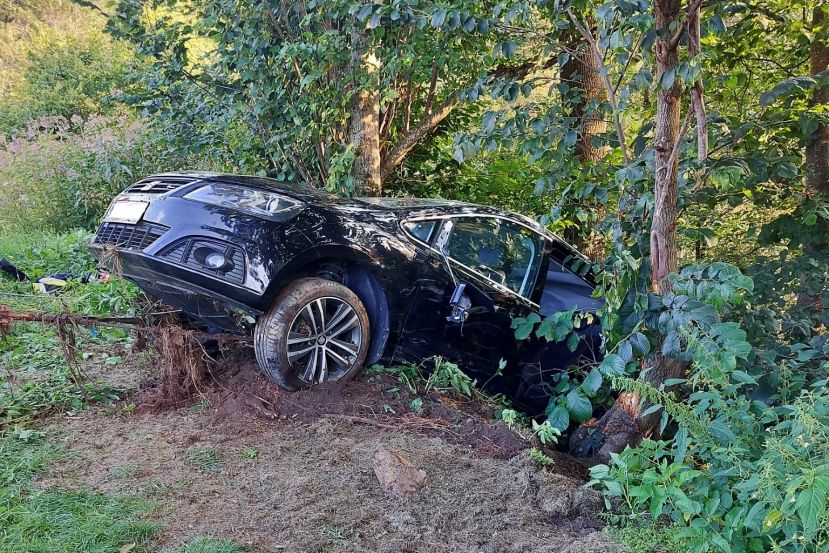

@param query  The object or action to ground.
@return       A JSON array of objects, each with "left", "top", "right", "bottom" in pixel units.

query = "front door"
[{"left": 395, "top": 215, "right": 547, "bottom": 394}]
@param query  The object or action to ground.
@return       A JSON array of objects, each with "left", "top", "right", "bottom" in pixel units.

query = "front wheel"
[{"left": 254, "top": 277, "right": 370, "bottom": 390}]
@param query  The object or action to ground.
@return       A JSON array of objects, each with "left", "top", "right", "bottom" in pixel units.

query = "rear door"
[{"left": 395, "top": 215, "right": 548, "bottom": 392}]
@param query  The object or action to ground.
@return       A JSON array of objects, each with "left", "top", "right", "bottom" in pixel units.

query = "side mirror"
[{"left": 447, "top": 282, "right": 471, "bottom": 324}]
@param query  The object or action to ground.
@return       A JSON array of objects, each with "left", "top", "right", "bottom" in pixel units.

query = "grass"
[
  {"left": 607, "top": 522, "right": 692, "bottom": 553},
  {"left": 0, "top": 228, "right": 136, "bottom": 430},
  {"left": 166, "top": 537, "right": 247, "bottom": 553},
  {"left": 185, "top": 447, "right": 223, "bottom": 473},
  {"left": 0, "top": 430, "right": 159, "bottom": 553}
]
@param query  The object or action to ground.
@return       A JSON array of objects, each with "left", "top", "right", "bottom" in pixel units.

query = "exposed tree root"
[{"left": 0, "top": 304, "right": 249, "bottom": 409}]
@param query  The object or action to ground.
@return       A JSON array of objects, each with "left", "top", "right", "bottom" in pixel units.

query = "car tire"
[{"left": 254, "top": 277, "right": 371, "bottom": 391}]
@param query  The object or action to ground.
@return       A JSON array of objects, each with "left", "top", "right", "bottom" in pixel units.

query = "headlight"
[{"left": 183, "top": 182, "right": 304, "bottom": 221}]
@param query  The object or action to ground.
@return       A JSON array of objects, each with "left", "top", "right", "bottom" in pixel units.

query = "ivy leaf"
[{"left": 566, "top": 389, "right": 593, "bottom": 422}]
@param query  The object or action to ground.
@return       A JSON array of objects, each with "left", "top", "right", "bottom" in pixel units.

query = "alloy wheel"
[{"left": 285, "top": 296, "right": 363, "bottom": 384}]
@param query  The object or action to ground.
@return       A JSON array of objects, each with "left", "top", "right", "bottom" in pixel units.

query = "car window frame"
[{"left": 400, "top": 213, "right": 548, "bottom": 308}]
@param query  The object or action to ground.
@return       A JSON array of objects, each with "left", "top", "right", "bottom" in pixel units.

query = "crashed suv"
[{"left": 90, "top": 172, "right": 602, "bottom": 414}]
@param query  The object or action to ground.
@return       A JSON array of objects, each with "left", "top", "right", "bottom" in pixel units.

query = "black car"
[{"left": 89, "top": 172, "right": 602, "bottom": 414}]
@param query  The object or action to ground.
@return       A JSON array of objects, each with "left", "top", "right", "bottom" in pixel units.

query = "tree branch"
[{"left": 380, "top": 97, "right": 459, "bottom": 182}]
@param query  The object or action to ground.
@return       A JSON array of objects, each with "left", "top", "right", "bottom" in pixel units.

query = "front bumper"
[{"left": 89, "top": 241, "right": 262, "bottom": 331}]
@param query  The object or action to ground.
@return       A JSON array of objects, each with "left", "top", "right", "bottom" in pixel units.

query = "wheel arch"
[{"left": 262, "top": 245, "right": 390, "bottom": 365}]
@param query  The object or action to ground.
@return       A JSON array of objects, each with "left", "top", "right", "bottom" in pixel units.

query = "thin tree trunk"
[
  {"left": 687, "top": 0, "right": 707, "bottom": 162},
  {"left": 639, "top": 0, "right": 689, "bottom": 435},
  {"left": 569, "top": 0, "right": 688, "bottom": 460},
  {"left": 800, "top": 5, "right": 829, "bottom": 313},
  {"left": 806, "top": 6, "right": 829, "bottom": 198},
  {"left": 348, "top": 19, "right": 382, "bottom": 196}
]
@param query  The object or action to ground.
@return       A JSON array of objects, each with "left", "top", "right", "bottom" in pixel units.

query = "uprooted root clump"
[{"left": 139, "top": 326, "right": 213, "bottom": 410}]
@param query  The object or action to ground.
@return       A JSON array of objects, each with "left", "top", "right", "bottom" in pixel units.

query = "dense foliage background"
[{"left": 0, "top": 0, "right": 827, "bottom": 552}]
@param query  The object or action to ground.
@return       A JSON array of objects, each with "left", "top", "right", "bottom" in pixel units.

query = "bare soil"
[{"left": 42, "top": 349, "right": 626, "bottom": 553}]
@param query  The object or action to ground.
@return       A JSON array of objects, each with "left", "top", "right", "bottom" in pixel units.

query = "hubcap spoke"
[
  {"left": 318, "top": 348, "right": 328, "bottom": 383},
  {"left": 326, "top": 346, "right": 352, "bottom": 368},
  {"left": 327, "top": 314, "right": 358, "bottom": 339},
  {"left": 324, "top": 304, "right": 349, "bottom": 334},
  {"left": 287, "top": 332, "right": 315, "bottom": 345},
  {"left": 302, "top": 304, "right": 319, "bottom": 335},
  {"left": 328, "top": 338, "right": 358, "bottom": 356},
  {"left": 314, "top": 298, "right": 326, "bottom": 330},
  {"left": 288, "top": 343, "right": 316, "bottom": 361},
  {"left": 302, "top": 347, "right": 319, "bottom": 382}
]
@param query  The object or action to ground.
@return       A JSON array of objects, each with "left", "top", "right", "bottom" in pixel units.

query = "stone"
[{"left": 372, "top": 447, "right": 428, "bottom": 498}]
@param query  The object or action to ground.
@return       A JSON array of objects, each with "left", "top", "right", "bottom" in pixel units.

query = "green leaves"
[
  {"left": 795, "top": 481, "right": 827, "bottom": 536},
  {"left": 598, "top": 353, "right": 626, "bottom": 376},
  {"left": 566, "top": 389, "right": 592, "bottom": 422},
  {"left": 547, "top": 405, "right": 570, "bottom": 431},
  {"left": 511, "top": 312, "right": 540, "bottom": 340},
  {"left": 759, "top": 76, "right": 817, "bottom": 106}
]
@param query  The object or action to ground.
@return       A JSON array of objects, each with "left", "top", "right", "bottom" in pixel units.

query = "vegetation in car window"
[
  {"left": 446, "top": 217, "right": 542, "bottom": 297},
  {"left": 403, "top": 220, "right": 438, "bottom": 243}
]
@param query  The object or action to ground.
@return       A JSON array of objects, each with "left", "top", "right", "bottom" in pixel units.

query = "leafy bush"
[
  {"left": 0, "top": 229, "right": 97, "bottom": 278},
  {"left": 589, "top": 389, "right": 829, "bottom": 553},
  {"left": 0, "top": 115, "right": 175, "bottom": 231},
  {"left": 569, "top": 263, "right": 829, "bottom": 553},
  {"left": 512, "top": 260, "right": 828, "bottom": 552},
  {"left": 0, "top": 23, "right": 132, "bottom": 135}
]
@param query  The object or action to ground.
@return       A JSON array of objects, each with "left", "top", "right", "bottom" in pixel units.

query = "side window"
[
  {"left": 445, "top": 217, "right": 543, "bottom": 298},
  {"left": 403, "top": 220, "right": 438, "bottom": 243}
]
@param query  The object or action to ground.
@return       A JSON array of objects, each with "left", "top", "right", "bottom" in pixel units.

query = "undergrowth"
[{"left": 0, "top": 230, "right": 136, "bottom": 430}]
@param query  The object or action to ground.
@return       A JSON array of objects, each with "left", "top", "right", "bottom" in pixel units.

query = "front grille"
[
  {"left": 126, "top": 175, "right": 199, "bottom": 194},
  {"left": 159, "top": 238, "right": 246, "bottom": 285},
  {"left": 94, "top": 222, "right": 168, "bottom": 250}
]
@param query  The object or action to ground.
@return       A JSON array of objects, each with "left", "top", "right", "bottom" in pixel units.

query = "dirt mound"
[{"left": 140, "top": 347, "right": 534, "bottom": 461}]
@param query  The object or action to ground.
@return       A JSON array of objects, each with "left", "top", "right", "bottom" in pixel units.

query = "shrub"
[
  {"left": 0, "top": 114, "right": 204, "bottom": 231},
  {"left": 0, "top": 1, "right": 132, "bottom": 136}
]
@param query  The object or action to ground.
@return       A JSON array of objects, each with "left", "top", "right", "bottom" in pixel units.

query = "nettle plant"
[{"left": 514, "top": 261, "right": 829, "bottom": 552}]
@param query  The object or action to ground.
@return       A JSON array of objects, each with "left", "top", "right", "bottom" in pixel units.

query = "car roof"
[{"left": 150, "top": 171, "right": 547, "bottom": 232}]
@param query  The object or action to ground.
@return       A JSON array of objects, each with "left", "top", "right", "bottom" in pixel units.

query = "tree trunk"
[
  {"left": 799, "top": 6, "right": 829, "bottom": 315},
  {"left": 560, "top": 29, "right": 608, "bottom": 164},
  {"left": 348, "top": 21, "right": 382, "bottom": 196},
  {"left": 569, "top": 0, "right": 687, "bottom": 460},
  {"left": 806, "top": 6, "right": 829, "bottom": 198}
]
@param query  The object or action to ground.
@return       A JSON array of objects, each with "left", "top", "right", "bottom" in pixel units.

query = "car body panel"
[{"left": 90, "top": 172, "right": 602, "bottom": 414}]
